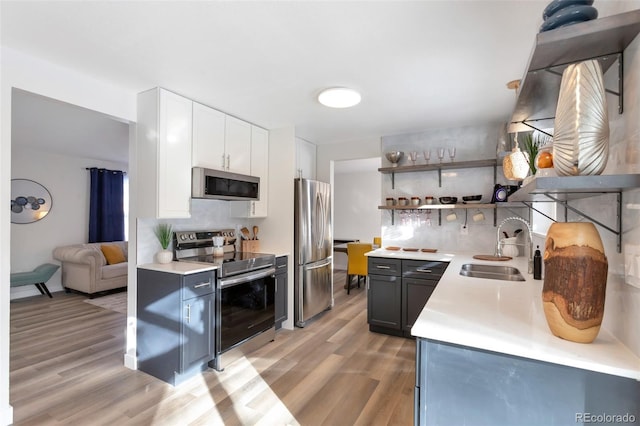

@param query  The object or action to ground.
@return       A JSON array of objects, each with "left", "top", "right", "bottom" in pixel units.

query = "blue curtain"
[{"left": 88, "top": 168, "right": 125, "bottom": 243}]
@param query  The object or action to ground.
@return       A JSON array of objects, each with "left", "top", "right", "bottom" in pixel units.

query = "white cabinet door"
[
  {"left": 224, "top": 116, "right": 251, "bottom": 175},
  {"left": 158, "top": 89, "right": 192, "bottom": 218},
  {"left": 296, "top": 137, "right": 316, "bottom": 180},
  {"left": 229, "top": 126, "right": 269, "bottom": 218},
  {"left": 137, "top": 88, "right": 192, "bottom": 219},
  {"left": 192, "top": 102, "right": 225, "bottom": 170}
]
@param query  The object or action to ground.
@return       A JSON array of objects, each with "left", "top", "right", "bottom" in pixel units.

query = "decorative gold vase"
[{"left": 542, "top": 222, "right": 608, "bottom": 343}]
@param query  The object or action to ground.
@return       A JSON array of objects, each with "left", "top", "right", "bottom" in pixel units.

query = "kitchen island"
[{"left": 366, "top": 249, "right": 640, "bottom": 426}]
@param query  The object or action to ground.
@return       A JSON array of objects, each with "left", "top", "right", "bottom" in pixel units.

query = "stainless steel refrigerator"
[{"left": 294, "top": 178, "right": 333, "bottom": 327}]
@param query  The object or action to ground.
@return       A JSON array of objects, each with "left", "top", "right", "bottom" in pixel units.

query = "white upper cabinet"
[
  {"left": 192, "top": 104, "right": 251, "bottom": 175},
  {"left": 296, "top": 137, "right": 316, "bottom": 180},
  {"left": 230, "top": 125, "right": 269, "bottom": 218},
  {"left": 224, "top": 116, "right": 252, "bottom": 175},
  {"left": 137, "top": 88, "right": 192, "bottom": 219},
  {"left": 192, "top": 102, "right": 226, "bottom": 170}
]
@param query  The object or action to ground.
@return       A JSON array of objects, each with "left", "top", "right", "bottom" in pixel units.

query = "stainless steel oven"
[
  {"left": 216, "top": 266, "right": 275, "bottom": 370},
  {"left": 173, "top": 229, "right": 277, "bottom": 371}
]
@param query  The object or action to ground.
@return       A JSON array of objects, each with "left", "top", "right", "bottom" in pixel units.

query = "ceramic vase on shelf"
[
  {"left": 553, "top": 59, "right": 609, "bottom": 176},
  {"left": 542, "top": 222, "right": 608, "bottom": 343},
  {"left": 156, "top": 249, "right": 173, "bottom": 264}
]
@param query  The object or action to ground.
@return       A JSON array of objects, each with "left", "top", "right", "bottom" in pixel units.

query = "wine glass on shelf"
[
  {"left": 448, "top": 147, "right": 456, "bottom": 162},
  {"left": 409, "top": 151, "right": 418, "bottom": 166},
  {"left": 437, "top": 148, "right": 445, "bottom": 164},
  {"left": 423, "top": 150, "right": 431, "bottom": 165}
]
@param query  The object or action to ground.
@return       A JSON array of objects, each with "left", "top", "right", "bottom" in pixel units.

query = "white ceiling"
[
  {"left": 11, "top": 89, "right": 130, "bottom": 164},
  {"left": 1, "top": 1, "right": 631, "bottom": 163}
]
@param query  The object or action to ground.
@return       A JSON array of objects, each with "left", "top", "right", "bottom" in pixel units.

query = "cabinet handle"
[
  {"left": 416, "top": 269, "right": 432, "bottom": 273},
  {"left": 277, "top": 264, "right": 287, "bottom": 269},
  {"left": 376, "top": 265, "right": 391, "bottom": 269},
  {"left": 221, "top": 154, "right": 226, "bottom": 169},
  {"left": 226, "top": 154, "right": 230, "bottom": 170},
  {"left": 252, "top": 202, "right": 255, "bottom": 215},
  {"left": 185, "top": 304, "right": 191, "bottom": 324},
  {"left": 193, "top": 281, "right": 210, "bottom": 289}
]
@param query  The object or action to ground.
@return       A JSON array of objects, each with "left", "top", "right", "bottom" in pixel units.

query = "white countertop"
[
  {"left": 137, "top": 261, "right": 218, "bottom": 275},
  {"left": 366, "top": 249, "right": 640, "bottom": 380}
]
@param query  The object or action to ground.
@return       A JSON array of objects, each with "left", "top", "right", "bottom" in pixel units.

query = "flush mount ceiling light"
[{"left": 317, "top": 87, "right": 361, "bottom": 108}]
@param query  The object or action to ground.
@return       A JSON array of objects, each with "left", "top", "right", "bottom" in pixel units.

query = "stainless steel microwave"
[{"left": 192, "top": 167, "right": 260, "bottom": 201}]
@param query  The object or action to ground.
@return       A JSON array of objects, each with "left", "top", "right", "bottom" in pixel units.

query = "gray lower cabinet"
[
  {"left": 368, "top": 257, "right": 448, "bottom": 338},
  {"left": 137, "top": 268, "right": 215, "bottom": 386},
  {"left": 415, "top": 338, "right": 640, "bottom": 426},
  {"left": 275, "top": 255, "right": 288, "bottom": 330}
]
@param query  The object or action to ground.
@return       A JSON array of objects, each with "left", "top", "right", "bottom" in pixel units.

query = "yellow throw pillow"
[{"left": 101, "top": 244, "right": 126, "bottom": 265}]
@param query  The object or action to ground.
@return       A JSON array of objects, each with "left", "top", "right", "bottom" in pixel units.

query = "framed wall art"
[{"left": 10, "top": 179, "right": 53, "bottom": 224}]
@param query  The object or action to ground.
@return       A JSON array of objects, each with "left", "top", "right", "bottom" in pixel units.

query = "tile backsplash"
[{"left": 380, "top": 123, "right": 530, "bottom": 254}]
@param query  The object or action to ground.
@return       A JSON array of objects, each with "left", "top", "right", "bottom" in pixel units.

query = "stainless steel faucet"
[{"left": 495, "top": 216, "right": 533, "bottom": 274}]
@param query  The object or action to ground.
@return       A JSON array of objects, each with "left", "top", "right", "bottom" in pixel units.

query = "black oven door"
[{"left": 217, "top": 267, "right": 276, "bottom": 354}]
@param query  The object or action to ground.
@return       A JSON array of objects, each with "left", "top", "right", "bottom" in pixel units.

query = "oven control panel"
[{"left": 174, "top": 229, "right": 236, "bottom": 252}]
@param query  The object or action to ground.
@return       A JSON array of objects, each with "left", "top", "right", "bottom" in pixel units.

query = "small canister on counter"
[
  {"left": 411, "top": 197, "right": 421, "bottom": 206},
  {"left": 398, "top": 197, "right": 409, "bottom": 206},
  {"left": 425, "top": 196, "right": 434, "bottom": 205},
  {"left": 385, "top": 197, "right": 396, "bottom": 206}
]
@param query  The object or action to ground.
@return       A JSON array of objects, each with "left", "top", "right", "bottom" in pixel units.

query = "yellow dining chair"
[{"left": 346, "top": 242, "right": 373, "bottom": 294}]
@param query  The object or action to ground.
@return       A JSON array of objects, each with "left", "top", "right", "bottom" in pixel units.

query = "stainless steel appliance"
[
  {"left": 294, "top": 178, "right": 333, "bottom": 327},
  {"left": 174, "top": 229, "right": 276, "bottom": 371},
  {"left": 192, "top": 167, "right": 260, "bottom": 201}
]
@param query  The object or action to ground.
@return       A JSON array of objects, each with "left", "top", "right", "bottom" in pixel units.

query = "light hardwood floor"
[{"left": 10, "top": 270, "right": 415, "bottom": 425}]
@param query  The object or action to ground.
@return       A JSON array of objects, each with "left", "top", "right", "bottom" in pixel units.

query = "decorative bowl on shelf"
[
  {"left": 462, "top": 195, "right": 482, "bottom": 204},
  {"left": 439, "top": 196, "right": 458, "bottom": 205},
  {"left": 385, "top": 151, "right": 404, "bottom": 167}
]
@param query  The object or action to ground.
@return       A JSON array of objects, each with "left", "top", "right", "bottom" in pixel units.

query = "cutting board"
[{"left": 473, "top": 254, "right": 512, "bottom": 261}]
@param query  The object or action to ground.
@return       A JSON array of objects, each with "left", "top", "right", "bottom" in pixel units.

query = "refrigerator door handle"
[{"left": 305, "top": 259, "right": 332, "bottom": 270}]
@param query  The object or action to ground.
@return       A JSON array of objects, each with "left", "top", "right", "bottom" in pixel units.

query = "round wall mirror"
[{"left": 10, "top": 179, "right": 53, "bottom": 224}]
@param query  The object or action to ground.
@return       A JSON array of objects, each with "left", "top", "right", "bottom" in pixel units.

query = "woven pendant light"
[{"left": 503, "top": 133, "right": 530, "bottom": 181}]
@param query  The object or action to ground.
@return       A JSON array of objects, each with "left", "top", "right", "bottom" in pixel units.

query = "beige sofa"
[{"left": 53, "top": 241, "right": 128, "bottom": 296}]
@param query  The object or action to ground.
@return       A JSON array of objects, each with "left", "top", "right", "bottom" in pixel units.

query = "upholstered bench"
[{"left": 10, "top": 263, "right": 60, "bottom": 298}]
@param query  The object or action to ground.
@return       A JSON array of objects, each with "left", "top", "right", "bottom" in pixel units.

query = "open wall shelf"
[
  {"left": 379, "top": 159, "right": 497, "bottom": 188},
  {"left": 509, "top": 9, "right": 640, "bottom": 134},
  {"left": 508, "top": 174, "right": 640, "bottom": 252}
]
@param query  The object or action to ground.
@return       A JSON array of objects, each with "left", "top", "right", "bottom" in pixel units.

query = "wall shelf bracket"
[{"left": 542, "top": 192, "right": 623, "bottom": 253}]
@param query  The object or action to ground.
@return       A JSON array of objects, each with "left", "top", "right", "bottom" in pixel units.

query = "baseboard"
[
  {"left": 1, "top": 404, "right": 13, "bottom": 426},
  {"left": 124, "top": 353, "right": 137, "bottom": 370}
]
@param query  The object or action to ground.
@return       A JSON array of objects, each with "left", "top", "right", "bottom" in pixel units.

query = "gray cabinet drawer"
[
  {"left": 368, "top": 257, "right": 402, "bottom": 276},
  {"left": 182, "top": 271, "right": 214, "bottom": 299},
  {"left": 402, "top": 260, "right": 449, "bottom": 279}
]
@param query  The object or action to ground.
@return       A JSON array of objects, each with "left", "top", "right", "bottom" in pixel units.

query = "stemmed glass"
[
  {"left": 437, "top": 148, "right": 445, "bottom": 164},
  {"left": 409, "top": 151, "right": 418, "bottom": 166},
  {"left": 448, "top": 147, "right": 456, "bottom": 162},
  {"left": 423, "top": 150, "right": 431, "bottom": 165}
]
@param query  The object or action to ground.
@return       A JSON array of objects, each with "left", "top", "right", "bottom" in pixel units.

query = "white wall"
[
  {"left": 573, "top": 27, "right": 640, "bottom": 357},
  {"left": 316, "top": 137, "right": 381, "bottom": 183},
  {"left": 259, "top": 127, "right": 297, "bottom": 329},
  {"left": 1, "top": 46, "right": 137, "bottom": 424},
  {"left": 10, "top": 147, "right": 127, "bottom": 299},
  {"left": 333, "top": 159, "right": 382, "bottom": 270}
]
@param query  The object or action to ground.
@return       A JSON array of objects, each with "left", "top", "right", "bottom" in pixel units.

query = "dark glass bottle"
[{"left": 533, "top": 245, "right": 542, "bottom": 280}]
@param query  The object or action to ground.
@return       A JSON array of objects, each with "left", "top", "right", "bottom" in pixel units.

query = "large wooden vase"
[{"left": 543, "top": 222, "right": 608, "bottom": 343}]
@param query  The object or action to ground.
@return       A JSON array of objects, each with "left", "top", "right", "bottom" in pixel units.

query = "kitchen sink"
[{"left": 459, "top": 263, "right": 525, "bottom": 282}]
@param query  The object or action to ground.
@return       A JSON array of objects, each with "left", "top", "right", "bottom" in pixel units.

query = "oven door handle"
[{"left": 219, "top": 267, "right": 276, "bottom": 288}]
